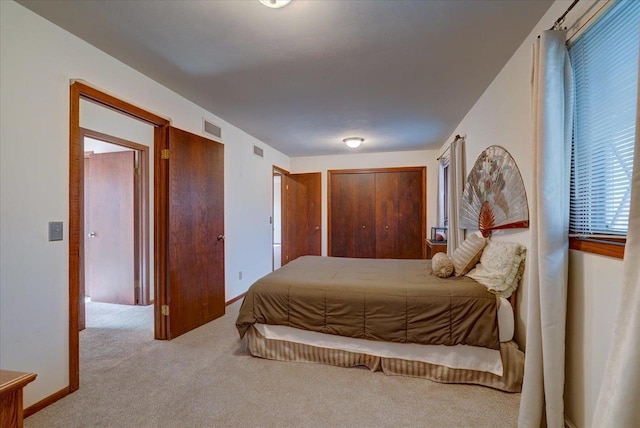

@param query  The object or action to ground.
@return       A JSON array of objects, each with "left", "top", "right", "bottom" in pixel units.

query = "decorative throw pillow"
[
  {"left": 431, "top": 252, "right": 454, "bottom": 278},
  {"left": 450, "top": 233, "right": 487, "bottom": 276},
  {"left": 466, "top": 240, "right": 527, "bottom": 298}
]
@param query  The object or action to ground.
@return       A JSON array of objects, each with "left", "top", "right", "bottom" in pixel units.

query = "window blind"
[{"left": 568, "top": 0, "right": 640, "bottom": 236}]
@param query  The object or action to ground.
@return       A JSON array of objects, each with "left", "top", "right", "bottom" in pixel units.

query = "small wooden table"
[
  {"left": 0, "top": 370, "right": 37, "bottom": 428},
  {"left": 426, "top": 240, "right": 447, "bottom": 259}
]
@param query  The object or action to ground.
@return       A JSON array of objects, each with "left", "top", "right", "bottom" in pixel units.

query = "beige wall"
[
  {"left": 565, "top": 251, "right": 624, "bottom": 428},
  {"left": 291, "top": 150, "right": 440, "bottom": 256},
  {"left": 0, "top": 0, "right": 289, "bottom": 407}
]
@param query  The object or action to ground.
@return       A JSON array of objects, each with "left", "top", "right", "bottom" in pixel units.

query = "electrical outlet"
[{"left": 239, "top": 271, "right": 243, "bottom": 280}]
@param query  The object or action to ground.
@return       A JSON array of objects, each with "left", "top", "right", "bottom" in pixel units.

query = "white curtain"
[
  {"left": 446, "top": 137, "right": 465, "bottom": 257},
  {"left": 518, "top": 31, "right": 572, "bottom": 428},
  {"left": 592, "top": 49, "right": 640, "bottom": 428},
  {"left": 436, "top": 156, "right": 448, "bottom": 228}
]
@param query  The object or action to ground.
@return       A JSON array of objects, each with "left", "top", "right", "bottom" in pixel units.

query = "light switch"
[{"left": 49, "top": 221, "right": 63, "bottom": 241}]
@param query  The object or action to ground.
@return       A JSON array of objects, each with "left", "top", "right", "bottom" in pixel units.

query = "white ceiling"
[{"left": 19, "top": 0, "right": 554, "bottom": 156}]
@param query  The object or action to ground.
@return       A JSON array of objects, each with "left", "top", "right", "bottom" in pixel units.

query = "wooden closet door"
[
  {"left": 330, "top": 172, "right": 375, "bottom": 257},
  {"left": 397, "top": 170, "right": 424, "bottom": 258},
  {"left": 375, "top": 172, "right": 400, "bottom": 258},
  {"left": 330, "top": 173, "right": 354, "bottom": 257},
  {"left": 352, "top": 173, "right": 376, "bottom": 258}
]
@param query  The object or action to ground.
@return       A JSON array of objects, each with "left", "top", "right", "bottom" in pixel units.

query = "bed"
[{"left": 236, "top": 255, "right": 524, "bottom": 392}]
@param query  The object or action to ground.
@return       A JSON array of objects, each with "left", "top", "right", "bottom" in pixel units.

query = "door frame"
[
  {"left": 272, "top": 166, "right": 289, "bottom": 270},
  {"left": 69, "top": 81, "right": 170, "bottom": 393},
  {"left": 81, "top": 128, "right": 151, "bottom": 306}
]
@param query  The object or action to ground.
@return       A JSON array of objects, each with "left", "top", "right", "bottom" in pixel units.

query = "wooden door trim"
[
  {"left": 328, "top": 166, "right": 426, "bottom": 175},
  {"left": 272, "top": 166, "right": 289, "bottom": 268},
  {"left": 328, "top": 166, "right": 427, "bottom": 258},
  {"left": 69, "top": 82, "right": 169, "bottom": 393},
  {"left": 80, "top": 128, "right": 151, "bottom": 305}
]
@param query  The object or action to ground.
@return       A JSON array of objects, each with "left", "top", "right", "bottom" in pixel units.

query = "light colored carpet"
[{"left": 26, "top": 300, "right": 520, "bottom": 427}]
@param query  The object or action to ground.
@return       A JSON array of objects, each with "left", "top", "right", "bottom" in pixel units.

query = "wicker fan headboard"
[{"left": 460, "top": 146, "right": 529, "bottom": 238}]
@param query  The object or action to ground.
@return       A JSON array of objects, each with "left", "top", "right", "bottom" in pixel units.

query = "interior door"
[
  {"left": 352, "top": 173, "right": 376, "bottom": 258},
  {"left": 85, "top": 151, "right": 136, "bottom": 305},
  {"left": 330, "top": 173, "right": 354, "bottom": 257},
  {"left": 285, "top": 172, "right": 321, "bottom": 263},
  {"left": 396, "top": 170, "right": 423, "bottom": 258},
  {"left": 166, "top": 127, "right": 225, "bottom": 339},
  {"left": 375, "top": 172, "right": 400, "bottom": 258}
]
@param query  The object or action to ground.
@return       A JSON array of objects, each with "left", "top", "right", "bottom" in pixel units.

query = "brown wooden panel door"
[
  {"left": 287, "top": 172, "right": 321, "bottom": 261},
  {"left": 330, "top": 173, "right": 354, "bottom": 257},
  {"left": 352, "top": 173, "right": 376, "bottom": 258},
  {"left": 282, "top": 174, "right": 300, "bottom": 265},
  {"left": 397, "top": 171, "right": 424, "bottom": 258},
  {"left": 85, "top": 151, "right": 136, "bottom": 305},
  {"left": 167, "top": 127, "right": 225, "bottom": 339},
  {"left": 375, "top": 172, "right": 400, "bottom": 258}
]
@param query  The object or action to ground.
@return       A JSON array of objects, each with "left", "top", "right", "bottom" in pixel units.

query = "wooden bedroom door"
[
  {"left": 165, "top": 127, "right": 225, "bottom": 339},
  {"left": 85, "top": 151, "right": 136, "bottom": 305},
  {"left": 283, "top": 172, "right": 321, "bottom": 264}
]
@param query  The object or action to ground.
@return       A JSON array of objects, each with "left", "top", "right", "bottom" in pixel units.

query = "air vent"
[
  {"left": 203, "top": 118, "right": 222, "bottom": 140},
  {"left": 253, "top": 145, "right": 264, "bottom": 158}
]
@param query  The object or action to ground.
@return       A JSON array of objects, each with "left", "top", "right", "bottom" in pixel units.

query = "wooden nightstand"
[
  {"left": 426, "top": 240, "right": 447, "bottom": 259},
  {"left": 0, "top": 370, "right": 37, "bottom": 428}
]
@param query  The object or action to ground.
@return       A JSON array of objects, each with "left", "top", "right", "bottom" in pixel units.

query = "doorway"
[
  {"left": 81, "top": 130, "right": 151, "bottom": 328},
  {"left": 70, "top": 82, "right": 225, "bottom": 394},
  {"left": 272, "top": 167, "right": 286, "bottom": 270},
  {"left": 272, "top": 166, "right": 322, "bottom": 267},
  {"left": 69, "top": 82, "right": 170, "bottom": 392}
]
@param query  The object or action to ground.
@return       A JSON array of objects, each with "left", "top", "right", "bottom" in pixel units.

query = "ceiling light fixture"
[
  {"left": 259, "top": 0, "right": 292, "bottom": 9},
  {"left": 343, "top": 137, "right": 364, "bottom": 149}
]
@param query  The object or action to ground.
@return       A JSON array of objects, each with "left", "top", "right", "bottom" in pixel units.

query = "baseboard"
[
  {"left": 226, "top": 292, "right": 246, "bottom": 306},
  {"left": 24, "top": 386, "right": 70, "bottom": 418},
  {"left": 565, "top": 415, "right": 577, "bottom": 428}
]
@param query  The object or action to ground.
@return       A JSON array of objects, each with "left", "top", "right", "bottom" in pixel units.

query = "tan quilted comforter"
[{"left": 236, "top": 256, "right": 499, "bottom": 349}]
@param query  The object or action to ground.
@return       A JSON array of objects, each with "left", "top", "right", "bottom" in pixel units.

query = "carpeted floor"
[{"left": 26, "top": 300, "right": 520, "bottom": 427}]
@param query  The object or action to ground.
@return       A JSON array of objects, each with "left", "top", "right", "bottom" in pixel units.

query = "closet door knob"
[
  {"left": 385, "top": 225, "right": 389, "bottom": 229},
  {"left": 217, "top": 234, "right": 225, "bottom": 241},
  {"left": 362, "top": 225, "right": 366, "bottom": 229},
  {"left": 88, "top": 232, "right": 97, "bottom": 237}
]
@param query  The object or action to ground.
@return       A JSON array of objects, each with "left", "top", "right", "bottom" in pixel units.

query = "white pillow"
[{"left": 466, "top": 240, "right": 527, "bottom": 298}]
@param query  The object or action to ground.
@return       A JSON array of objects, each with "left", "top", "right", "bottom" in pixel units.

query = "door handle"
[
  {"left": 217, "top": 234, "right": 225, "bottom": 241},
  {"left": 88, "top": 232, "right": 97, "bottom": 237},
  {"left": 315, "top": 226, "right": 320, "bottom": 231}
]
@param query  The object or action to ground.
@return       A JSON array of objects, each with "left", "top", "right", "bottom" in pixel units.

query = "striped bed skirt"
[{"left": 246, "top": 326, "right": 524, "bottom": 393}]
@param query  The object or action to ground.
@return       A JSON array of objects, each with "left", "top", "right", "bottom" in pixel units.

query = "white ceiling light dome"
[
  {"left": 259, "top": 0, "right": 292, "bottom": 9},
  {"left": 343, "top": 137, "right": 364, "bottom": 149}
]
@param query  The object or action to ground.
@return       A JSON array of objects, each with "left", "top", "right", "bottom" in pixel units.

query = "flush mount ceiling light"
[
  {"left": 343, "top": 137, "right": 364, "bottom": 149},
  {"left": 259, "top": 0, "right": 292, "bottom": 8}
]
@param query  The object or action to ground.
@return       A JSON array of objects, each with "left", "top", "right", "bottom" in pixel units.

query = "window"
[
  {"left": 438, "top": 160, "right": 449, "bottom": 227},
  {"left": 568, "top": 0, "right": 639, "bottom": 257}
]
